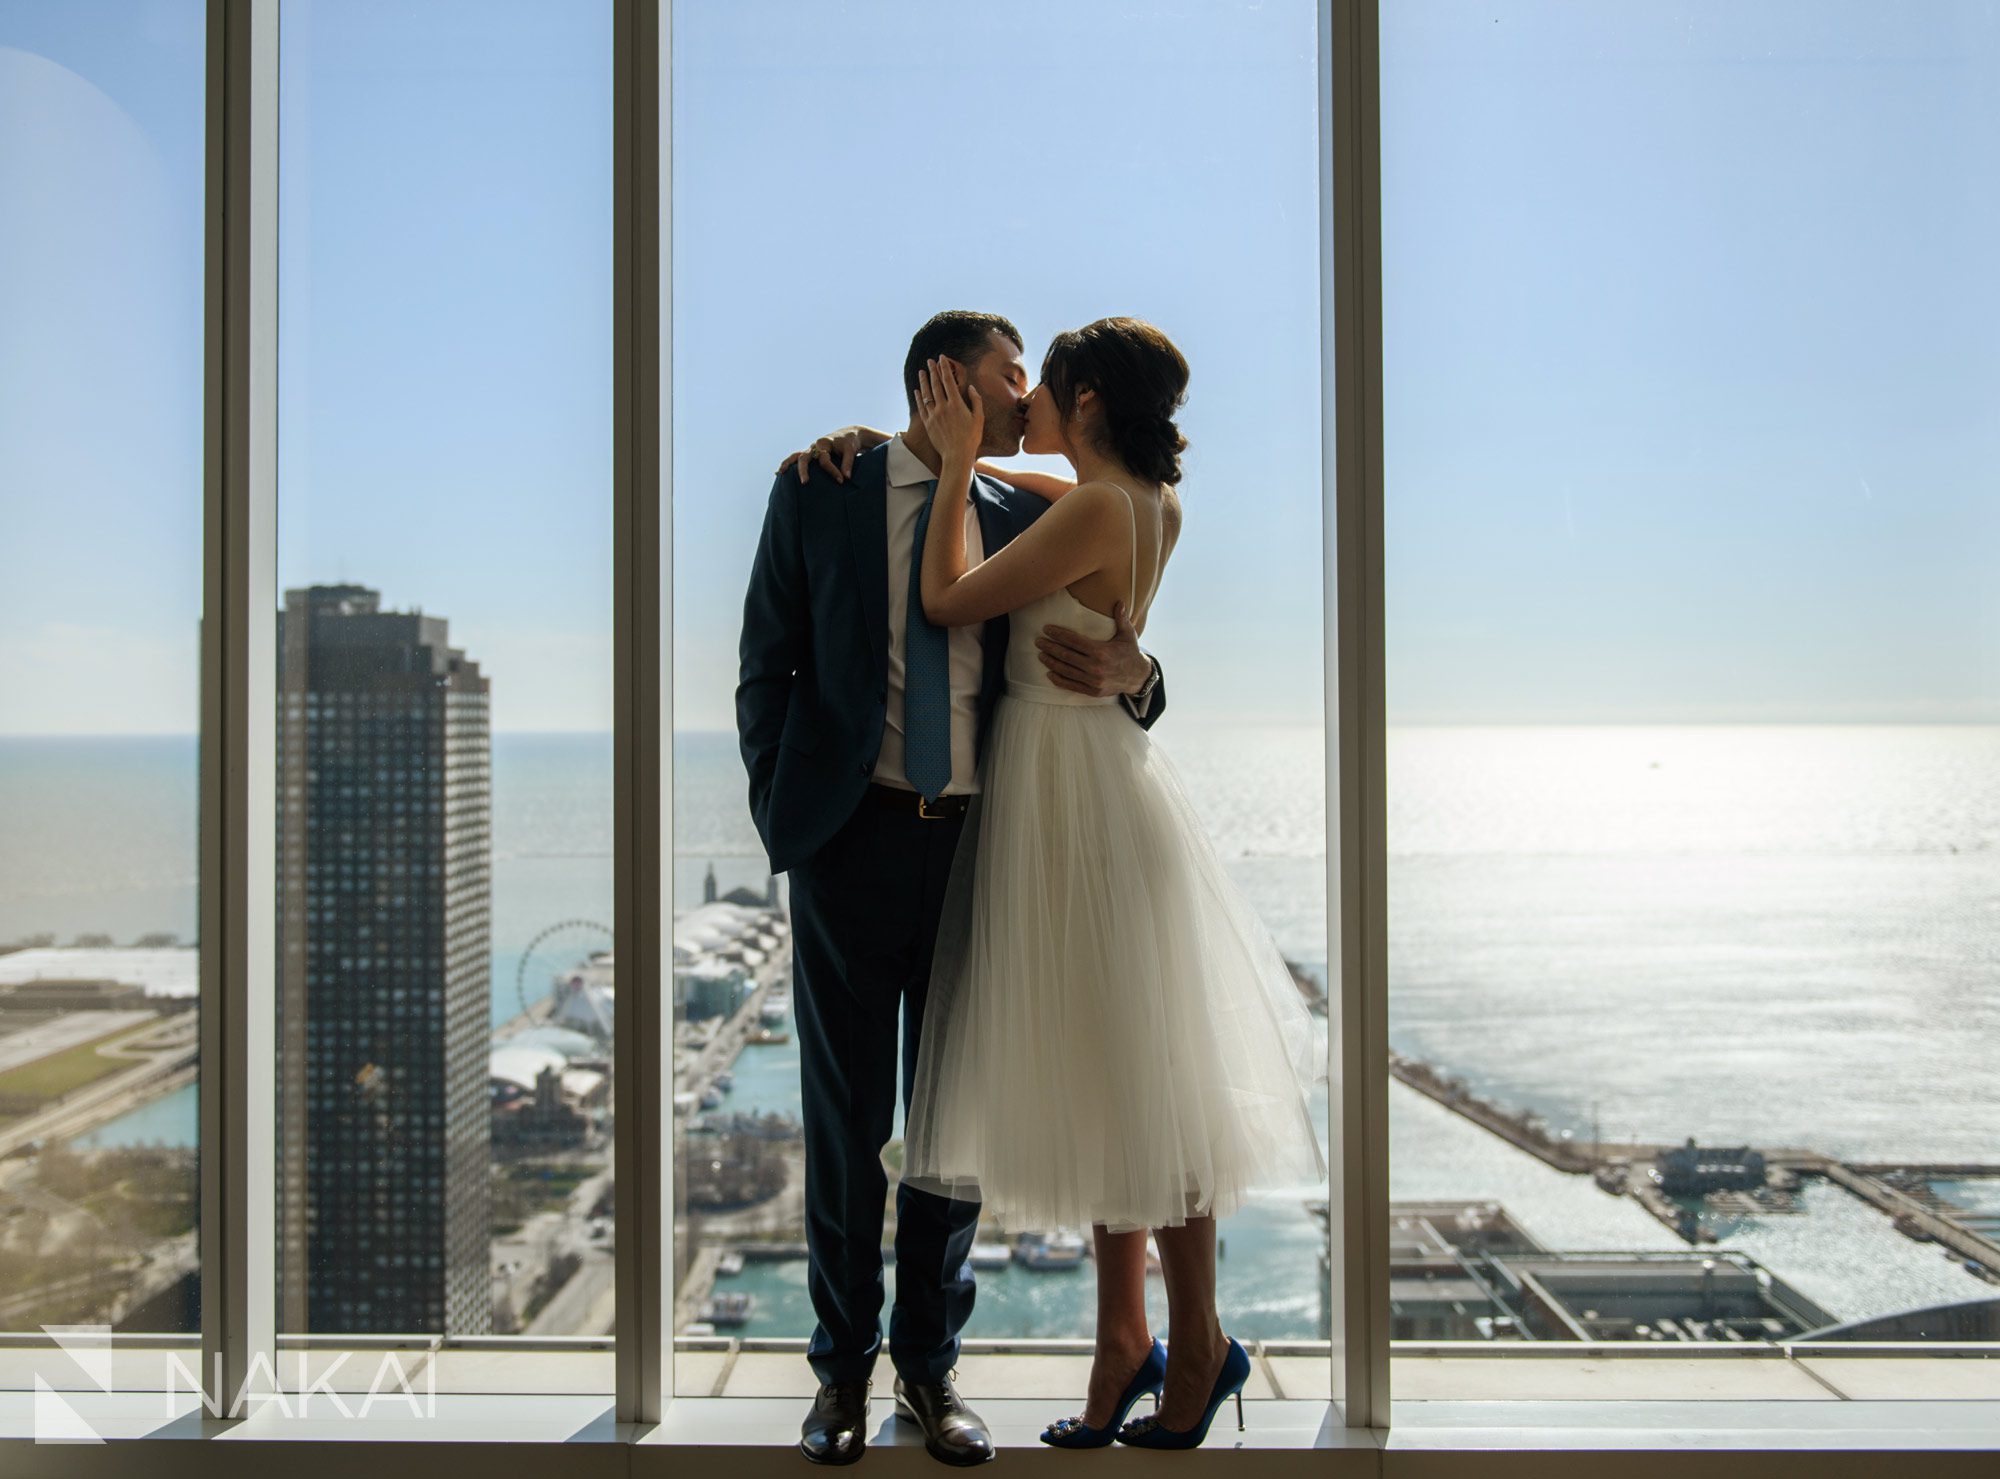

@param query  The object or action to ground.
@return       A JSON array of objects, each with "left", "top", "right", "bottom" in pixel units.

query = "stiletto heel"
[
  {"left": 1118, "top": 1337, "right": 1252, "bottom": 1450},
  {"left": 1039, "top": 1338, "right": 1168, "bottom": 1449}
]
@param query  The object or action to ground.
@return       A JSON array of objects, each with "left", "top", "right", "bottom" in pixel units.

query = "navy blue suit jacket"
[{"left": 737, "top": 442, "right": 1166, "bottom": 874}]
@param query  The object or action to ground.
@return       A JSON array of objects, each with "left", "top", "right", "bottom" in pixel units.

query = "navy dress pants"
[{"left": 786, "top": 799, "right": 981, "bottom": 1387}]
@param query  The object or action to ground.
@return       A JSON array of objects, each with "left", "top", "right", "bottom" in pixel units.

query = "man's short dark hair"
[{"left": 903, "top": 310, "right": 1024, "bottom": 417}]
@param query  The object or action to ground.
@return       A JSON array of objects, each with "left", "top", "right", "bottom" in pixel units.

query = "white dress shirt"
[{"left": 873, "top": 434, "right": 986, "bottom": 795}]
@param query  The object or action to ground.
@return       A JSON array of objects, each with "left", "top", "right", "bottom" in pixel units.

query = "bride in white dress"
[{"left": 894, "top": 317, "right": 1325, "bottom": 1448}]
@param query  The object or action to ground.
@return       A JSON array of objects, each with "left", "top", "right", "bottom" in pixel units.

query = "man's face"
[{"left": 954, "top": 329, "right": 1031, "bottom": 458}]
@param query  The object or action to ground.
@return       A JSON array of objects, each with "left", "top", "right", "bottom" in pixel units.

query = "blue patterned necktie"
[{"left": 903, "top": 478, "right": 952, "bottom": 800}]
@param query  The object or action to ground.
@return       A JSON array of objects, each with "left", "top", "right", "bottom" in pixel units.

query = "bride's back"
[
  {"left": 1062, "top": 479, "right": 1177, "bottom": 630},
  {"left": 1006, "top": 479, "right": 1178, "bottom": 707}
]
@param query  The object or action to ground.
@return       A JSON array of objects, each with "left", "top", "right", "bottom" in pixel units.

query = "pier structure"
[
  {"left": 669, "top": 894, "right": 799, "bottom": 1333},
  {"left": 1809, "top": 1159, "right": 2000, "bottom": 1276},
  {"left": 1389, "top": 1051, "right": 2000, "bottom": 1277},
  {"left": 675, "top": 958, "right": 788, "bottom": 1111}
]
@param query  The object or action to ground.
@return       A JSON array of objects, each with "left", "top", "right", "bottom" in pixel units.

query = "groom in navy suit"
[{"left": 737, "top": 311, "right": 1165, "bottom": 1465}]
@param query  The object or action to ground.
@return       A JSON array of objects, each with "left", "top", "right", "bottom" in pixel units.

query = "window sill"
[
  {"left": 0, "top": 1391, "right": 1364, "bottom": 1473},
  {"left": 643, "top": 1396, "right": 1362, "bottom": 1462},
  {"left": 1, "top": 1392, "right": 1996, "bottom": 1475},
  {"left": 3, "top": 1349, "right": 1995, "bottom": 1475},
  {"left": 13, "top": 1340, "right": 1963, "bottom": 1404}
]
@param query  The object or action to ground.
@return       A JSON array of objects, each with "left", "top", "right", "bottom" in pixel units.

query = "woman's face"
[{"left": 1021, "top": 380, "right": 1084, "bottom": 459}]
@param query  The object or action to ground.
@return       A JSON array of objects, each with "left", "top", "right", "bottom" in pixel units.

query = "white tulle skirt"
[{"left": 901, "top": 692, "right": 1328, "bottom": 1234}]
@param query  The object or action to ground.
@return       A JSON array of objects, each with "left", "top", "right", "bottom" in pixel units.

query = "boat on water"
[
  {"left": 1015, "top": 1230, "right": 1086, "bottom": 1271},
  {"left": 699, "top": 1085, "right": 724, "bottom": 1110},
  {"left": 968, "top": 1242, "right": 1012, "bottom": 1271},
  {"left": 716, "top": 1251, "right": 745, "bottom": 1277},
  {"left": 702, "top": 1291, "right": 756, "bottom": 1327},
  {"left": 761, "top": 994, "right": 790, "bottom": 1025}
]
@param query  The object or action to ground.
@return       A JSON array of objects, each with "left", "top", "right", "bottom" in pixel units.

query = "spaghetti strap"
[
  {"left": 1116, "top": 483, "right": 1140, "bottom": 614},
  {"left": 1144, "top": 488, "right": 1164, "bottom": 611},
  {"left": 1106, "top": 481, "right": 1165, "bottom": 622}
]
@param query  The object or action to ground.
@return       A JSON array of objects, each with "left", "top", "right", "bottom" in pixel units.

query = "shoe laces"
[{"left": 819, "top": 1377, "right": 870, "bottom": 1411}]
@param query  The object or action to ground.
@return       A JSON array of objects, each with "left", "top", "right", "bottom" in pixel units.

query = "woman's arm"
[
  {"left": 768, "top": 421, "right": 1080, "bottom": 501},
  {"left": 915, "top": 358, "right": 1116, "bottom": 628},
  {"left": 774, "top": 424, "right": 889, "bottom": 484},
  {"left": 773, "top": 425, "right": 1075, "bottom": 502},
  {"left": 975, "top": 463, "right": 1075, "bottom": 503}
]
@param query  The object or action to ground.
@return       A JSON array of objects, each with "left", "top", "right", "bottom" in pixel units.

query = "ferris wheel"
[{"left": 514, "top": 918, "right": 614, "bottom": 1022}]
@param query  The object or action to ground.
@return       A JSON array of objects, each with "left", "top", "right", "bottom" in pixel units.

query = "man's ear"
[{"left": 936, "top": 356, "right": 979, "bottom": 405}]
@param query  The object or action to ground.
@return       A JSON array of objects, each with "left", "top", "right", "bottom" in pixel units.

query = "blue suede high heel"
[
  {"left": 1039, "top": 1337, "right": 1168, "bottom": 1449},
  {"left": 1116, "top": 1336, "right": 1251, "bottom": 1450}
]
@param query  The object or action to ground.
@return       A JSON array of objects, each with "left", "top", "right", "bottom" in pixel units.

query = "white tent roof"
[
  {"left": 490, "top": 1043, "right": 567, "bottom": 1092},
  {"left": 510, "top": 1023, "right": 599, "bottom": 1058}
]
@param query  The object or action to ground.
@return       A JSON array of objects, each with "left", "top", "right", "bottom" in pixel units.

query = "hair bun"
[{"left": 1038, "top": 317, "right": 1191, "bottom": 486}]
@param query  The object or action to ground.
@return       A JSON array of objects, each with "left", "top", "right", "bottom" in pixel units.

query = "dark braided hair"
[{"left": 1039, "top": 316, "right": 1190, "bottom": 486}]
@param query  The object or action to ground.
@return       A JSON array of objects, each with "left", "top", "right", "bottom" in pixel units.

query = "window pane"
[
  {"left": 670, "top": 0, "right": 1329, "bottom": 1398},
  {"left": 1384, "top": 0, "right": 2000, "bottom": 1384},
  {"left": 276, "top": 0, "right": 613, "bottom": 1391},
  {"left": 0, "top": 0, "right": 205, "bottom": 1384}
]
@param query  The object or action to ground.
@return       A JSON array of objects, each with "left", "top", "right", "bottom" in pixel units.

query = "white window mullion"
[
  {"left": 1325, "top": 0, "right": 1391, "bottom": 1433},
  {"left": 613, "top": 0, "right": 668, "bottom": 1430},
  {"left": 199, "top": 0, "right": 280, "bottom": 1420}
]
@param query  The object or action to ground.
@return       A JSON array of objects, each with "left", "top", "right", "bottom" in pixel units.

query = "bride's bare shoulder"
[{"left": 1049, "top": 479, "right": 1134, "bottom": 524}]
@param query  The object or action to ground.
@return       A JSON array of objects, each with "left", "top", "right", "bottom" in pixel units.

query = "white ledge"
[{"left": 0, "top": 1389, "right": 1996, "bottom": 1478}]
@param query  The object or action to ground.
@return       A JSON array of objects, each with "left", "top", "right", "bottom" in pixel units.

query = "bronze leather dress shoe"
[
  {"left": 800, "top": 1378, "right": 871, "bottom": 1465},
  {"left": 893, "top": 1373, "right": 994, "bottom": 1466}
]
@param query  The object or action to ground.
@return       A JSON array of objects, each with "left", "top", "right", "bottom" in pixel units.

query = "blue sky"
[{"left": 1, "top": 0, "right": 1994, "bottom": 735}]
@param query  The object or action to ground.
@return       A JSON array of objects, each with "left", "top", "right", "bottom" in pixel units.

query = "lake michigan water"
[{"left": 4, "top": 723, "right": 1996, "bottom": 1335}]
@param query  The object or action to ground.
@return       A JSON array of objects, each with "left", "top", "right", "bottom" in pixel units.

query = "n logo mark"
[{"left": 33, "top": 1324, "right": 114, "bottom": 1443}]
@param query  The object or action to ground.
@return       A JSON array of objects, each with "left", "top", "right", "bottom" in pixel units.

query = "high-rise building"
[{"left": 277, "top": 584, "right": 492, "bottom": 1335}]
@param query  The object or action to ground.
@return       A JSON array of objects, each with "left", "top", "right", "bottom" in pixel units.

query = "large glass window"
[
  {"left": 275, "top": 0, "right": 613, "bottom": 1391},
  {"left": 11, "top": 0, "right": 2000, "bottom": 1455},
  {"left": 1384, "top": 0, "right": 1999, "bottom": 1391},
  {"left": 668, "top": 0, "right": 1330, "bottom": 1399},
  {"left": 0, "top": 0, "right": 206, "bottom": 1382}
]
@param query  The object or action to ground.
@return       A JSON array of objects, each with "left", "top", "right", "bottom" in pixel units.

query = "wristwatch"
[{"left": 1129, "top": 655, "right": 1162, "bottom": 713}]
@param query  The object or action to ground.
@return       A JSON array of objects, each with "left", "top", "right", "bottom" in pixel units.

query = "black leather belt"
[{"left": 863, "top": 783, "right": 971, "bottom": 820}]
